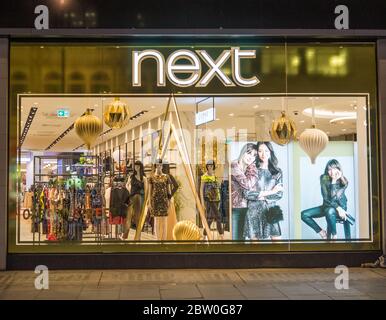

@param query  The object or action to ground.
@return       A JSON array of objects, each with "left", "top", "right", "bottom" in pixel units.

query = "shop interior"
[{"left": 17, "top": 94, "right": 370, "bottom": 244}]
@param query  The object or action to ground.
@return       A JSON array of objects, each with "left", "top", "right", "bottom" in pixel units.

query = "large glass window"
[{"left": 9, "top": 41, "right": 380, "bottom": 253}]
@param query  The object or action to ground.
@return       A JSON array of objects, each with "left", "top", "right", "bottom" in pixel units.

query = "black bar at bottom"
[{"left": 7, "top": 251, "right": 382, "bottom": 270}]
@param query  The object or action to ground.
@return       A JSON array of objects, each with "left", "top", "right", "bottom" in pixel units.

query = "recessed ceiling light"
[
  {"left": 300, "top": 120, "right": 305, "bottom": 123},
  {"left": 260, "top": 114, "right": 265, "bottom": 117},
  {"left": 253, "top": 105, "right": 259, "bottom": 109},
  {"left": 354, "top": 106, "right": 357, "bottom": 110},
  {"left": 260, "top": 97, "right": 265, "bottom": 100},
  {"left": 229, "top": 113, "right": 234, "bottom": 116},
  {"left": 151, "top": 106, "right": 156, "bottom": 109},
  {"left": 266, "top": 97, "right": 270, "bottom": 100},
  {"left": 265, "top": 46, "right": 270, "bottom": 49},
  {"left": 341, "top": 128, "right": 347, "bottom": 131}
]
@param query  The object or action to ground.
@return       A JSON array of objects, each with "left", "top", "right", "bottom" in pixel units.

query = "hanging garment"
[
  {"left": 109, "top": 187, "right": 130, "bottom": 218},
  {"left": 219, "top": 180, "right": 230, "bottom": 227},
  {"left": 23, "top": 191, "right": 33, "bottom": 209},
  {"left": 149, "top": 174, "right": 171, "bottom": 217}
]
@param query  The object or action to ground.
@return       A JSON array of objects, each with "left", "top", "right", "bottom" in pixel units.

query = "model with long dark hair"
[
  {"left": 243, "top": 142, "right": 284, "bottom": 240},
  {"left": 301, "top": 159, "right": 351, "bottom": 240}
]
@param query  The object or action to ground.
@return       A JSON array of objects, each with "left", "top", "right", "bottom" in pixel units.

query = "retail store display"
[
  {"left": 299, "top": 125, "right": 329, "bottom": 164},
  {"left": 200, "top": 160, "right": 224, "bottom": 240},
  {"left": 104, "top": 97, "right": 130, "bottom": 129},
  {"left": 270, "top": 111, "right": 297, "bottom": 145},
  {"left": 173, "top": 220, "right": 201, "bottom": 241},
  {"left": 74, "top": 108, "right": 103, "bottom": 149}
]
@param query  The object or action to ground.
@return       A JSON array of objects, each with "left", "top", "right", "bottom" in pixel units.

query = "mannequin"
[
  {"left": 148, "top": 159, "right": 172, "bottom": 241},
  {"left": 109, "top": 177, "right": 130, "bottom": 238},
  {"left": 122, "top": 160, "right": 148, "bottom": 240},
  {"left": 200, "top": 160, "right": 224, "bottom": 240},
  {"left": 162, "top": 161, "right": 179, "bottom": 240}
]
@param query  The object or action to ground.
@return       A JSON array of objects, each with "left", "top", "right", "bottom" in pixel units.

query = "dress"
[
  {"left": 243, "top": 168, "right": 283, "bottom": 240},
  {"left": 149, "top": 174, "right": 171, "bottom": 217}
]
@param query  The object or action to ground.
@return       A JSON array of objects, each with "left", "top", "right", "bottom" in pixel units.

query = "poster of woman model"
[
  {"left": 230, "top": 141, "right": 289, "bottom": 241},
  {"left": 299, "top": 154, "right": 357, "bottom": 240}
]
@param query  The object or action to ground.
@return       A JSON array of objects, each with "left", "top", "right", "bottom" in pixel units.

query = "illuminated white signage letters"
[{"left": 132, "top": 47, "right": 260, "bottom": 87}]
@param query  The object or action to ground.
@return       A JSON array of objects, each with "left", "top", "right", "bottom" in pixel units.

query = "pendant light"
[
  {"left": 104, "top": 97, "right": 130, "bottom": 129},
  {"left": 299, "top": 98, "right": 328, "bottom": 164},
  {"left": 74, "top": 108, "right": 103, "bottom": 150},
  {"left": 270, "top": 97, "right": 297, "bottom": 145}
]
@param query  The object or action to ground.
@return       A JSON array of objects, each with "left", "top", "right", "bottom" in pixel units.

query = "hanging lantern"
[
  {"left": 173, "top": 220, "right": 201, "bottom": 241},
  {"left": 74, "top": 109, "right": 103, "bottom": 149},
  {"left": 104, "top": 97, "right": 130, "bottom": 129},
  {"left": 299, "top": 125, "right": 329, "bottom": 164},
  {"left": 270, "top": 111, "right": 297, "bottom": 145}
]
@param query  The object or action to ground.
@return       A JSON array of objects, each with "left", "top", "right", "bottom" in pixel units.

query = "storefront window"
[{"left": 9, "top": 41, "right": 380, "bottom": 253}]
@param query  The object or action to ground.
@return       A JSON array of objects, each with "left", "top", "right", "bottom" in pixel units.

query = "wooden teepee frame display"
[{"left": 134, "top": 93, "right": 212, "bottom": 241}]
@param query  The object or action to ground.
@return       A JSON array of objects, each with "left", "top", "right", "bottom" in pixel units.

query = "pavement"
[{"left": 0, "top": 268, "right": 385, "bottom": 300}]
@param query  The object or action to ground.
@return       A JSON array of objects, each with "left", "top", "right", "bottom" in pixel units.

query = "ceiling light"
[
  {"left": 329, "top": 116, "right": 357, "bottom": 124},
  {"left": 303, "top": 108, "right": 357, "bottom": 119},
  {"left": 151, "top": 106, "right": 156, "bottom": 109},
  {"left": 260, "top": 114, "right": 265, "bottom": 117},
  {"left": 300, "top": 120, "right": 305, "bottom": 123},
  {"left": 215, "top": 118, "right": 220, "bottom": 121},
  {"left": 253, "top": 105, "right": 259, "bottom": 109},
  {"left": 229, "top": 113, "right": 234, "bottom": 116},
  {"left": 341, "top": 129, "right": 347, "bottom": 132}
]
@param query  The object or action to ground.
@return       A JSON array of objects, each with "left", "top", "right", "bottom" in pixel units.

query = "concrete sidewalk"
[{"left": 0, "top": 268, "right": 385, "bottom": 300}]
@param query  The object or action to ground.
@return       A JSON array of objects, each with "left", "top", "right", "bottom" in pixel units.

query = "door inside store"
[{"left": 16, "top": 93, "right": 371, "bottom": 248}]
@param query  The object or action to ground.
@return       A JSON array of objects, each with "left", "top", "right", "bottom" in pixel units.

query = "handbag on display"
[{"left": 264, "top": 205, "right": 284, "bottom": 224}]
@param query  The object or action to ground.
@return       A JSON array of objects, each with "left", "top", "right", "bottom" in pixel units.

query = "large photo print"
[{"left": 230, "top": 141, "right": 289, "bottom": 240}]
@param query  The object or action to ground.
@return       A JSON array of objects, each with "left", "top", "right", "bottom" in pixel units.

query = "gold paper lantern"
[
  {"left": 74, "top": 108, "right": 103, "bottom": 149},
  {"left": 104, "top": 97, "right": 130, "bottom": 129},
  {"left": 270, "top": 111, "right": 297, "bottom": 145},
  {"left": 173, "top": 220, "right": 201, "bottom": 241}
]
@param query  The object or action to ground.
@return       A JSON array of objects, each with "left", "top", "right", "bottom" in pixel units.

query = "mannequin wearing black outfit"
[{"left": 110, "top": 179, "right": 130, "bottom": 238}]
